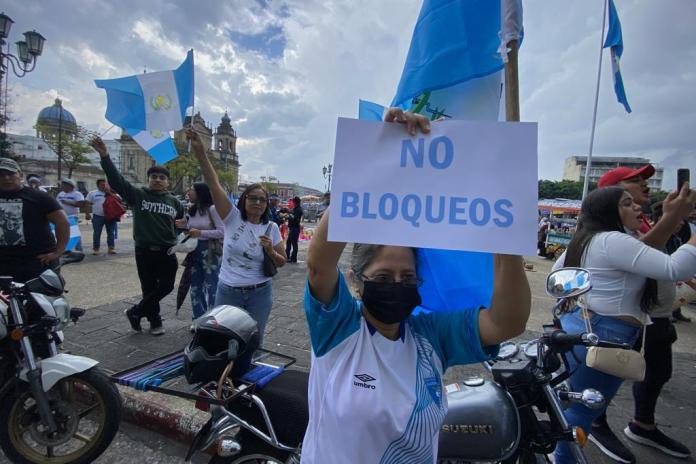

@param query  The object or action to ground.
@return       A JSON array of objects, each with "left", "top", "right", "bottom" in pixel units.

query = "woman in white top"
[
  {"left": 552, "top": 186, "right": 696, "bottom": 464},
  {"left": 186, "top": 128, "right": 286, "bottom": 346}
]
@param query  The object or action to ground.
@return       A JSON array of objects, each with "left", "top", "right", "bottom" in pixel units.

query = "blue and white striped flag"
[
  {"left": 604, "top": 0, "right": 631, "bottom": 113},
  {"left": 50, "top": 215, "right": 81, "bottom": 251},
  {"left": 127, "top": 128, "right": 178, "bottom": 165},
  {"left": 95, "top": 50, "right": 194, "bottom": 131}
]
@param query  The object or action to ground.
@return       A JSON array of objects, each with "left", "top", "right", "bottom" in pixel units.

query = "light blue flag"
[
  {"left": 95, "top": 50, "right": 195, "bottom": 131},
  {"left": 386, "top": 0, "right": 523, "bottom": 313},
  {"left": 126, "top": 129, "right": 178, "bottom": 165},
  {"left": 604, "top": 0, "right": 631, "bottom": 113},
  {"left": 50, "top": 215, "right": 81, "bottom": 251},
  {"left": 358, "top": 99, "right": 386, "bottom": 121},
  {"left": 391, "top": 0, "right": 504, "bottom": 109}
]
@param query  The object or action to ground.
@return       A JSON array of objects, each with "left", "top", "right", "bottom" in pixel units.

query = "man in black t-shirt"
[{"left": 0, "top": 158, "right": 70, "bottom": 282}]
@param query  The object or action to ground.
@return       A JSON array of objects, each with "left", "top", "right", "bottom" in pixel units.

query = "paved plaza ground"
[{"left": 2, "top": 218, "right": 695, "bottom": 463}]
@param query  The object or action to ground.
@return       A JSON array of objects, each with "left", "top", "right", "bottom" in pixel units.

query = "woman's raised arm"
[{"left": 186, "top": 127, "right": 234, "bottom": 220}]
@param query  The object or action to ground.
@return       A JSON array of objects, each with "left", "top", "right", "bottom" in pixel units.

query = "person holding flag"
[{"left": 90, "top": 137, "right": 184, "bottom": 336}]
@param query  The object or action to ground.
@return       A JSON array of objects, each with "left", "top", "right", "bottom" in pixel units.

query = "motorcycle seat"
[{"left": 229, "top": 369, "right": 309, "bottom": 447}]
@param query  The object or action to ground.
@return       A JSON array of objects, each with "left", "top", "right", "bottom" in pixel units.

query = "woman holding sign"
[{"left": 300, "top": 109, "right": 531, "bottom": 463}]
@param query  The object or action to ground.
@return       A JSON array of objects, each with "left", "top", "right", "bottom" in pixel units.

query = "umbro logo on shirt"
[{"left": 353, "top": 373, "right": 376, "bottom": 390}]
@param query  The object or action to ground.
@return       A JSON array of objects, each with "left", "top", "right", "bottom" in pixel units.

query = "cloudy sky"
[{"left": 4, "top": 0, "right": 695, "bottom": 190}]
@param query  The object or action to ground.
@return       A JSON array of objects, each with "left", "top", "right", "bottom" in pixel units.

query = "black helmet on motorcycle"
[{"left": 184, "top": 306, "right": 260, "bottom": 384}]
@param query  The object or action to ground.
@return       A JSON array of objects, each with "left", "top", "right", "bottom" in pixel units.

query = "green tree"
[
  {"left": 36, "top": 123, "right": 93, "bottom": 177},
  {"left": 0, "top": 111, "right": 21, "bottom": 161},
  {"left": 166, "top": 143, "right": 201, "bottom": 193},
  {"left": 0, "top": 131, "right": 17, "bottom": 160},
  {"left": 649, "top": 190, "right": 670, "bottom": 205},
  {"left": 168, "top": 142, "right": 237, "bottom": 194},
  {"left": 216, "top": 162, "right": 238, "bottom": 193},
  {"left": 538, "top": 179, "right": 596, "bottom": 200}
]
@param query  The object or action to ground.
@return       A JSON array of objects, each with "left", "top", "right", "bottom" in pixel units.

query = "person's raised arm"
[
  {"left": 478, "top": 255, "right": 531, "bottom": 346},
  {"left": 90, "top": 136, "right": 137, "bottom": 205},
  {"left": 186, "top": 127, "right": 233, "bottom": 220},
  {"left": 606, "top": 231, "right": 696, "bottom": 281},
  {"left": 306, "top": 208, "right": 345, "bottom": 305},
  {"left": 641, "top": 183, "right": 696, "bottom": 249}
]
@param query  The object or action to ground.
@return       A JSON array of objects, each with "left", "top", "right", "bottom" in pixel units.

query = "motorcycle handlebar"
[{"left": 547, "top": 330, "right": 630, "bottom": 350}]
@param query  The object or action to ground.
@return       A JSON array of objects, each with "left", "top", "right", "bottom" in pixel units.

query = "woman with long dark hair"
[
  {"left": 176, "top": 182, "right": 224, "bottom": 322},
  {"left": 186, "top": 128, "right": 287, "bottom": 346},
  {"left": 552, "top": 187, "right": 696, "bottom": 464}
]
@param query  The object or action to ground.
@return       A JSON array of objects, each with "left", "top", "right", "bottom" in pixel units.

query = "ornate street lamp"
[
  {"left": 24, "top": 30, "right": 46, "bottom": 56},
  {"left": 0, "top": 15, "right": 45, "bottom": 79},
  {"left": 1, "top": 13, "right": 46, "bottom": 132},
  {"left": 322, "top": 163, "right": 333, "bottom": 192},
  {"left": 0, "top": 13, "right": 14, "bottom": 39}
]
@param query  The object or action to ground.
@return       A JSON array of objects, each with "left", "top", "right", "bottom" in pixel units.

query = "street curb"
[{"left": 116, "top": 384, "right": 209, "bottom": 446}]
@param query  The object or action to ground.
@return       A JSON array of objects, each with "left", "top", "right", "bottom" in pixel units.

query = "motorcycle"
[
  {"left": 0, "top": 258, "right": 122, "bottom": 464},
  {"left": 183, "top": 267, "right": 630, "bottom": 464}
]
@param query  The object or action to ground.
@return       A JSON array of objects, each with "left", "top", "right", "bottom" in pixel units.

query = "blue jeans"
[
  {"left": 215, "top": 280, "right": 273, "bottom": 346},
  {"left": 190, "top": 240, "right": 221, "bottom": 320},
  {"left": 554, "top": 309, "right": 642, "bottom": 464},
  {"left": 92, "top": 214, "right": 115, "bottom": 249}
]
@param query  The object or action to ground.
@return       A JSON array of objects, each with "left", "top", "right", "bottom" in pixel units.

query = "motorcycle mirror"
[{"left": 545, "top": 267, "right": 592, "bottom": 299}]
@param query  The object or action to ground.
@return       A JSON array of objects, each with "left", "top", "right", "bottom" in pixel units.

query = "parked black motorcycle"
[
  {"left": 180, "top": 267, "right": 631, "bottom": 463},
  {"left": 0, "top": 259, "right": 122, "bottom": 464}
]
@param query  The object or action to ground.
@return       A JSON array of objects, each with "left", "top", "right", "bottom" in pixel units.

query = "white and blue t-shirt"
[{"left": 301, "top": 272, "right": 499, "bottom": 464}]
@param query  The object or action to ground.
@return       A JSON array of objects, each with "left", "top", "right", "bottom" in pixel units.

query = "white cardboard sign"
[{"left": 328, "top": 118, "right": 538, "bottom": 255}]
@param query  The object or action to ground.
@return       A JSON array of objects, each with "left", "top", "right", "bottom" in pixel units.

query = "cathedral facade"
[{"left": 119, "top": 112, "right": 240, "bottom": 192}]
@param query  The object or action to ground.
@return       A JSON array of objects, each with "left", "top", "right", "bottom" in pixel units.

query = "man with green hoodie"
[{"left": 90, "top": 136, "right": 184, "bottom": 335}]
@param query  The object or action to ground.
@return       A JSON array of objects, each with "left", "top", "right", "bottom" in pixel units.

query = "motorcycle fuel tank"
[{"left": 438, "top": 378, "right": 520, "bottom": 462}]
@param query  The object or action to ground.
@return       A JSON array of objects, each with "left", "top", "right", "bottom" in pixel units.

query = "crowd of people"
[{"left": 1, "top": 107, "right": 695, "bottom": 463}]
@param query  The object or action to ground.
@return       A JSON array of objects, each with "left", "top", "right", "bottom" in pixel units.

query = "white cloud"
[{"left": 4, "top": 0, "right": 695, "bottom": 190}]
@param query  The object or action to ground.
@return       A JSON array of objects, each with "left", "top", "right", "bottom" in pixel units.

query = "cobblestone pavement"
[{"left": 2, "top": 219, "right": 694, "bottom": 463}]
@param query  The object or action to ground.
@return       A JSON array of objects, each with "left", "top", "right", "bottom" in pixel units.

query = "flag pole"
[
  {"left": 187, "top": 48, "right": 195, "bottom": 154},
  {"left": 504, "top": 39, "right": 520, "bottom": 122},
  {"left": 582, "top": 0, "right": 609, "bottom": 200}
]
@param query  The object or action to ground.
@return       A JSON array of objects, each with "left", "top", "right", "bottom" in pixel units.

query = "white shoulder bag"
[{"left": 580, "top": 303, "right": 646, "bottom": 382}]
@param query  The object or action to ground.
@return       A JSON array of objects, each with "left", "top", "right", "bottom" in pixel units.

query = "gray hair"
[
  {"left": 350, "top": 243, "right": 418, "bottom": 275},
  {"left": 350, "top": 244, "right": 385, "bottom": 275}
]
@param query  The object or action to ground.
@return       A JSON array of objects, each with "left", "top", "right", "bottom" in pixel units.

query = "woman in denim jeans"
[
  {"left": 551, "top": 187, "right": 696, "bottom": 464},
  {"left": 186, "top": 128, "right": 286, "bottom": 346}
]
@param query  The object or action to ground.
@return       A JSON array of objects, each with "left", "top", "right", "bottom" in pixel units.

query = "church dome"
[{"left": 36, "top": 98, "right": 78, "bottom": 133}]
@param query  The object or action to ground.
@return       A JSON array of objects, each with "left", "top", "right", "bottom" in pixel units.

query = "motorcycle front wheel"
[
  {"left": 209, "top": 430, "right": 292, "bottom": 464},
  {"left": 0, "top": 367, "right": 121, "bottom": 464}
]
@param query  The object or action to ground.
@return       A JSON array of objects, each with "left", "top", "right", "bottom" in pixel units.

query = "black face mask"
[{"left": 361, "top": 281, "right": 422, "bottom": 325}]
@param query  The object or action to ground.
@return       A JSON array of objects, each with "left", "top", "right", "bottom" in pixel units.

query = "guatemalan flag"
[
  {"left": 95, "top": 50, "right": 193, "bottom": 164},
  {"left": 604, "top": 0, "right": 631, "bottom": 113},
  {"left": 95, "top": 50, "right": 194, "bottom": 132},
  {"left": 50, "top": 215, "right": 81, "bottom": 251},
  {"left": 126, "top": 129, "right": 178, "bottom": 165},
  {"left": 360, "top": 0, "right": 523, "bottom": 312}
]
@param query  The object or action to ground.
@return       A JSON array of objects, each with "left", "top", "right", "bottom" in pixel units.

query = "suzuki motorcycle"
[
  {"left": 186, "top": 267, "right": 630, "bottom": 464},
  {"left": 0, "top": 263, "right": 122, "bottom": 464}
]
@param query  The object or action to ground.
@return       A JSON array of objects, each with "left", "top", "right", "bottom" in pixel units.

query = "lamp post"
[
  {"left": 0, "top": 13, "right": 46, "bottom": 132},
  {"left": 322, "top": 163, "right": 333, "bottom": 192}
]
